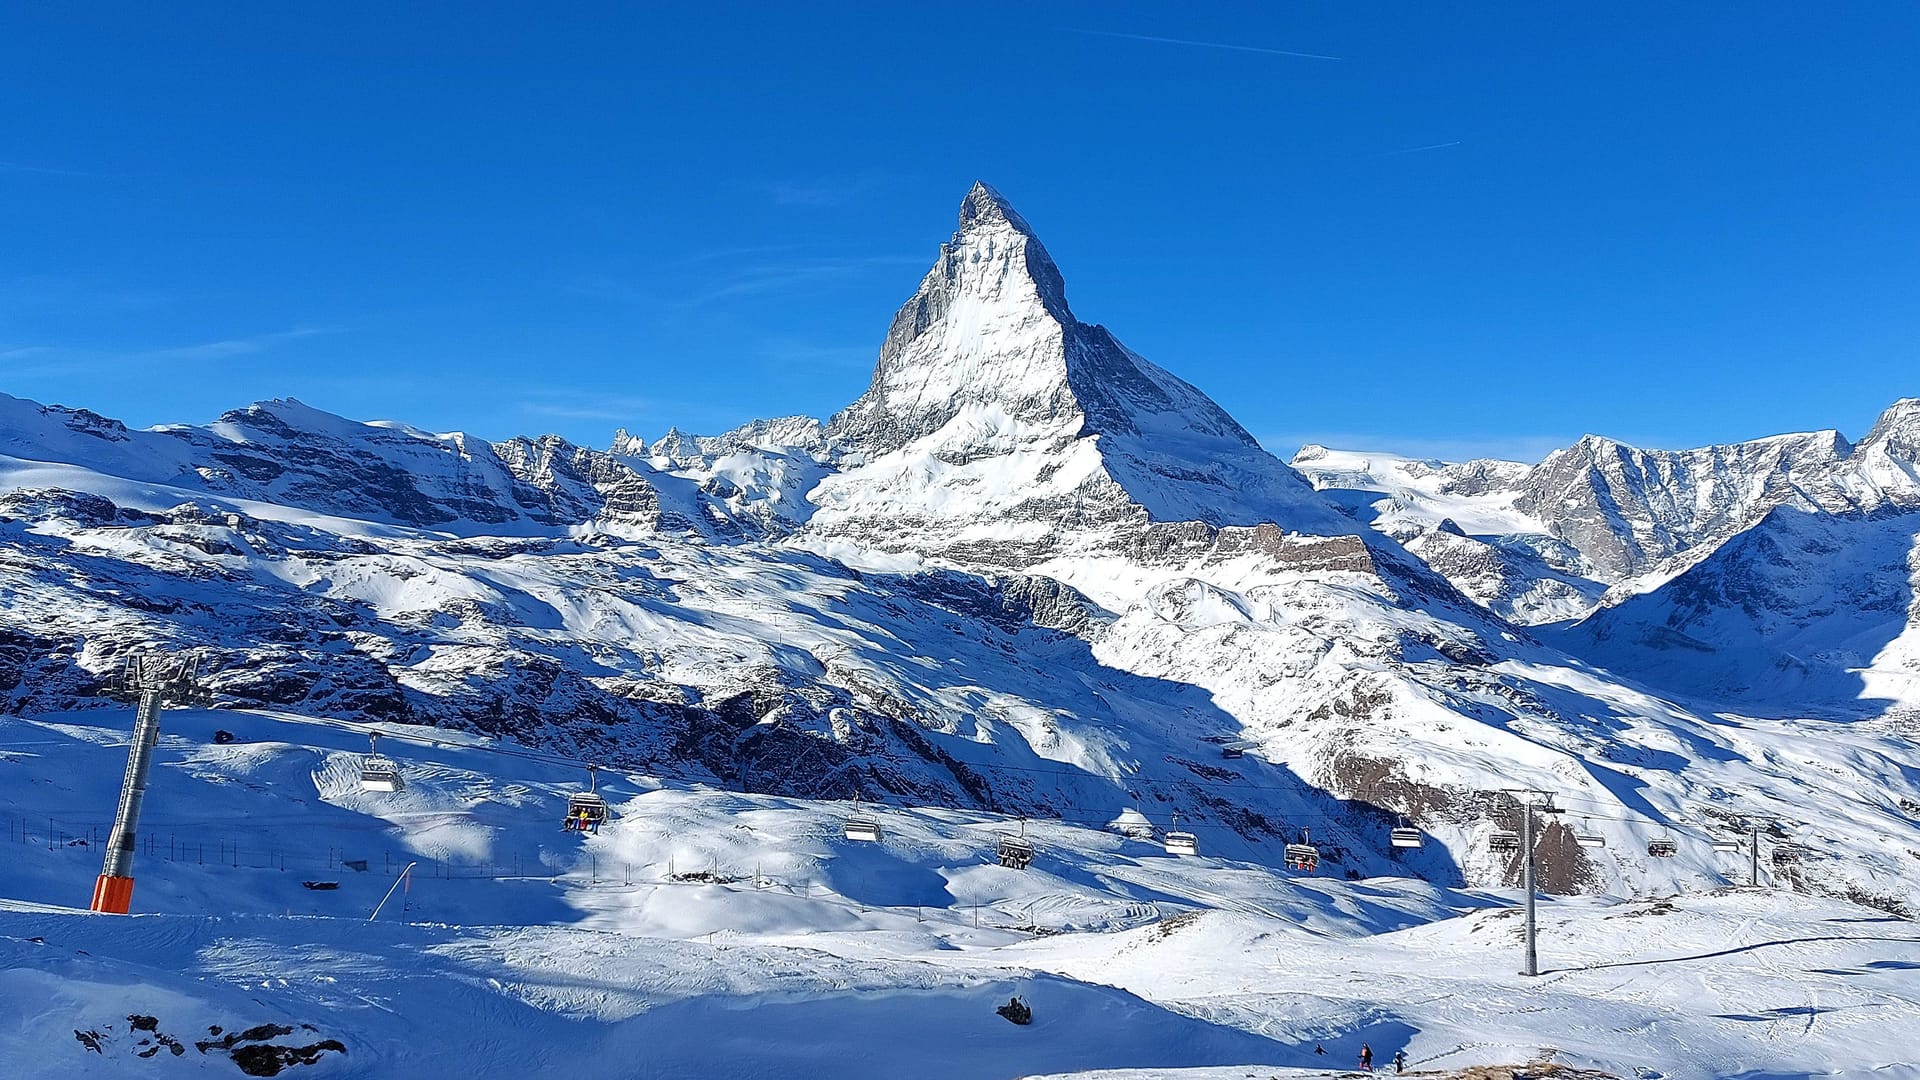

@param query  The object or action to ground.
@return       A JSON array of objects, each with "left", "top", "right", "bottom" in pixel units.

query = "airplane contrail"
[
  {"left": 1381, "top": 141, "right": 1463, "bottom": 156},
  {"left": 1070, "top": 29, "right": 1344, "bottom": 62}
]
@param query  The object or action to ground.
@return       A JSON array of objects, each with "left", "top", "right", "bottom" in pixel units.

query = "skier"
[
  {"left": 1359, "top": 1043, "right": 1374, "bottom": 1071},
  {"left": 1392, "top": 1048, "right": 1407, "bottom": 1073}
]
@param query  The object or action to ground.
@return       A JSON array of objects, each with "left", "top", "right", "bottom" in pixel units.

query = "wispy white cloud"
[
  {"left": 0, "top": 275, "right": 172, "bottom": 313},
  {"left": 520, "top": 401, "right": 651, "bottom": 423},
  {"left": 1379, "top": 140, "right": 1462, "bottom": 157},
  {"left": 756, "top": 340, "right": 875, "bottom": 370},
  {"left": 674, "top": 243, "right": 819, "bottom": 265},
  {"left": 146, "top": 326, "right": 342, "bottom": 361},
  {"left": 567, "top": 251, "right": 924, "bottom": 312},
  {"left": 516, "top": 390, "right": 702, "bottom": 427},
  {"left": 1, "top": 326, "right": 344, "bottom": 378},
  {"left": 678, "top": 255, "right": 925, "bottom": 307},
  {"left": 766, "top": 174, "right": 893, "bottom": 208},
  {"left": 0, "top": 160, "right": 96, "bottom": 178},
  {"left": 1069, "top": 28, "right": 1343, "bottom": 62}
]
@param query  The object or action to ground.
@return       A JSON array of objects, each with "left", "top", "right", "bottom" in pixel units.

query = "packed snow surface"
[{"left": 4, "top": 710, "right": 1917, "bottom": 1078}]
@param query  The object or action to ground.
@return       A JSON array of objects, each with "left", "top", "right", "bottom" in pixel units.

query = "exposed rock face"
[
  {"left": 1512, "top": 430, "right": 1857, "bottom": 578},
  {"left": 1295, "top": 403, "right": 1920, "bottom": 628}
]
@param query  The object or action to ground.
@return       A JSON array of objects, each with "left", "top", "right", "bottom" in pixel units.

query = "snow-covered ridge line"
[{"left": 1292, "top": 399, "right": 1920, "bottom": 625}]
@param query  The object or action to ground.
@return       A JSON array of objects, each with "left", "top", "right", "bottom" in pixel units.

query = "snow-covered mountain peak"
[
  {"left": 1844, "top": 397, "right": 1920, "bottom": 507},
  {"left": 208, "top": 396, "right": 436, "bottom": 445},
  {"left": 1860, "top": 397, "right": 1920, "bottom": 456},
  {"left": 802, "top": 184, "right": 1350, "bottom": 563},
  {"left": 824, "top": 183, "right": 1262, "bottom": 458},
  {"left": 952, "top": 180, "right": 1044, "bottom": 244}
]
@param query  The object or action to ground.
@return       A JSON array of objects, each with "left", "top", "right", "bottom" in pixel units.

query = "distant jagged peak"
[
  {"left": 619, "top": 416, "right": 829, "bottom": 469},
  {"left": 1859, "top": 397, "right": 1920, "bottom": 456},
  {"left": 1846, "top": 398, "right": 1920, "bottom": 504},
  {"left": 1541, "top": 426, "right": 1853, "bottom": 472}
]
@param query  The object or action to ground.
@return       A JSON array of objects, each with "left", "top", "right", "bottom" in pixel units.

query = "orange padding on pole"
[{"left": 90, "top": 875, "right": 134, "bottom": 914}]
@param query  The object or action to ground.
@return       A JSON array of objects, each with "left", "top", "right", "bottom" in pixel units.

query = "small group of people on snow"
[{"left": 1314, "top": 1041, "right": 1407, "bottom": 1072}]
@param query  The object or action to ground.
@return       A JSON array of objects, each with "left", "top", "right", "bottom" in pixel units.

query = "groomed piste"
[{"left": 4, "top": 707, "right": 1917, "bottom": 1078}]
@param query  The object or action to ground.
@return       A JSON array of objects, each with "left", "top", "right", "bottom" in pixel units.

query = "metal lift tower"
[{"left": 90, "top": 652, "right": 198, "bottom": 914}]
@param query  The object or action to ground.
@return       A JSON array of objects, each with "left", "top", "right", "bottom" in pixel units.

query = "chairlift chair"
[
  {"left": 1489, "top": 829, "right": 1521, "bottom": 853},
  {"left": 997, "top": 819, "right": 1035, "bottom": 870},
  {"left": 1282, "top": 828, "right": 1322, "bottom": 872},
  {"left": 1771, "top": 843, "right": 1807, "bottom": 864},
  {"left": 359, "top": 733, "right": 403, "bottom": 794},
  {"left": 1162, "top": 812, "right": 1199, "bottom": 856},
  {"left": 1390, "top": 827, "right": 1423, "bottom": 849},
  {"left": 1647, "top": 837, "right": 1679, "bottom": 858},
  {"left": 1221, "top": 745, "right": 1245, "bottom": 760},
  {"left": 844, "top": 796, "right": 881, "bottom": 842},
  {"left": 1711, "top": 839, "right": 1741, "bottom": 853},
  {"left": 564, "top": 766, "right": 609, "bottom": 833},
  {"left": 1573, "top": 819, "right": 1605, "bottom": 848}
]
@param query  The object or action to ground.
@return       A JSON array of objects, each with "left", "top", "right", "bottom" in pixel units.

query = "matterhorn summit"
[
  {"left": 808, "top": 182, "right": 1350, "bottom": 567},
  {"left": 827, "top": 181, "right": 1254, "bottom": 454}
]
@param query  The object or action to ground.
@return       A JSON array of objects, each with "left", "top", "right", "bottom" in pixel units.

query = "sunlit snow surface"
[{"left": 4, "top": 710, "right": 1917, "bottom": 1079}]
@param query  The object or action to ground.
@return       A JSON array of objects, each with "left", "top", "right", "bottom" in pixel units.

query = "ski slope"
[{"left": 4, "top": 708, "right": 1917, "bottom": 1079}]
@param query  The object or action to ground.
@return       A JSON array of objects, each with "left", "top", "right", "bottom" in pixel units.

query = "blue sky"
[{"left": 3, "top": 3, "right": 1917, "bottom": 461}]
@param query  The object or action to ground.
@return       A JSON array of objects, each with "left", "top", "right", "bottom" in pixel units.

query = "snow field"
[{"left": 5, "top": 709, "right": 1919, "bottom": 1079}]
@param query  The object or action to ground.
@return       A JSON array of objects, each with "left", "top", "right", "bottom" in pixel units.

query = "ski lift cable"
[
  {"left": 179, "top": 712, "right": 1375, "bottom": 828},
  {"left": 30, "top": 712, "right": 1798, "bottom": 846}
]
